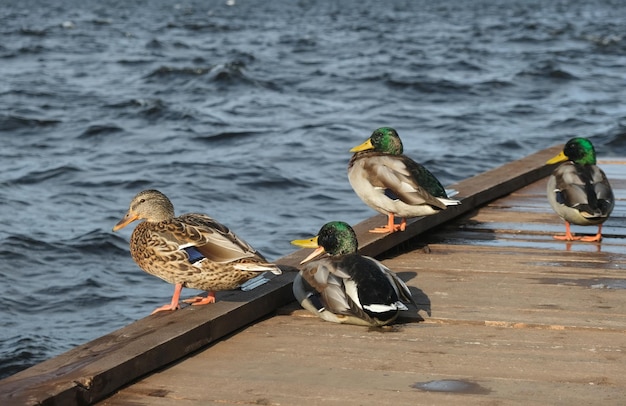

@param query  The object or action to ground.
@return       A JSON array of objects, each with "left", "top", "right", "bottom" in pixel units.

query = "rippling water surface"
[{"left": 1, "top": 0, "right": 626, "bottom": 378}]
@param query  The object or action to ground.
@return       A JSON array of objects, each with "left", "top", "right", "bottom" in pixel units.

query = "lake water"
[{"left": 1, "top": 0, "right": 625, "bottom": 378}]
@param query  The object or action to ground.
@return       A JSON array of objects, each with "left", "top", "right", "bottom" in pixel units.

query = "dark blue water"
[{"left": 1, "top": 0, "right": 626, "bottom": 379}]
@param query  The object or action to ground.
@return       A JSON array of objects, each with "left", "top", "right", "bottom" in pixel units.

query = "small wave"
[
  {"left": 60, "top": 229, "right": 129, "bottom": 256},
  {"left": 278, "top": 34, "right": 318, "bottom": 51},
  {"left": 210, "top": 62, "right": 248, "bottom": 83},
  {"left": 105, "top": 98, "right": 160, "bottom": 109},
  {"left": 1, "top": 89, "right": 55, "bottom": 98},
  {"left": 143, "top": 62, "right": 256, "bottom": 87},
  {"left": 105, "top": 98, "right": 195, "bottom": 121},
  {"left": 1, "top": 234, "right": 61, "bottom": 253},
  {"left": 585, "top": 34, "right": 623, "bottom": 47},
  {"left": 0, "top": 114, "right": 60, "bottom": 131},
  {"left": 19, "top": 27, "right": 47, "bottom": 37},
  {"left": 236, "top": 172, "right": 310, "bottom": 190},
  {"left": 116, "top": 58, "right": 154, "bottom": 65},
  {"left": 386, "top": 76, "right": 472, "bottom": 95},
  {"left": 78, "top": 124, "right": 125, "bottom": 139},
  {"left": 145, "top": 65, "right": 212, "bottom": 78},
  {"left": 0, "top": 335, "right": 55, "bottom": 379},
  {"left": 145, "top": 38, "right": 164, "bottom": 49},
  {"left": 15, "top": 44, "right": 47, "bottom": 55},
  {"left": 7, "top": 165, "right": 81, "bottom": 186},
  {"left": 494, "top": 139, "right": 524, "bottom": 150},
  {"left": 91, "top": 18, "right": 113, "bottom": 26},
  {"left": 193, "top": 130, "right": 262, "bottom": 144},
  {"left": 113, "top": 179, "right": 155, "bottom": 192},
  {"left": 474, "top": 79, "right": 514, "bottom": 91},
  {"left": 603, "top": 121, "right": 626, "bottom": 154},
  {"left": 507, "top": 103, "right": 542, "bottom": 116},
  {"left": 448, "top": 59, "right": 484, "bottom": 72},
  {"left": 517, "top": 61, "right": 577, "bottom": 80},
  {"left": 165, "top": 21, "right": 235, "bottom": 33},
  {"left": 547, "top": 117, "right": 592, "bottom": 129}
]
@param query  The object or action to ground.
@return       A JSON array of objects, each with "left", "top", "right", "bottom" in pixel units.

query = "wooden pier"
[{"left": 1, "top": 146, "right": 625, "bottom": 405}]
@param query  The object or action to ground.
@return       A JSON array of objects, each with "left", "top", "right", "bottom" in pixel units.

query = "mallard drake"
[
  {"left": 113, "top": 189, "right": 281, "bottom": 314},
  {"left": 348, "top": 127, "right": 460, "bottom": 233},
  {"left": 291, "top": 221, "right": 415, "bottom": 326},
  {"left": 546, "top": 137, "right": 614, "bottom": 242}
]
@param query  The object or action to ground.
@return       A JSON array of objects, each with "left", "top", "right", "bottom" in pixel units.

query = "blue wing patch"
[
  {"left": 183, "top": 246, "right": 205, "bottom": 264},
  {"left": 384, "top": 188, "right": 400, "bottom": 201},
  {"left": 555, "top": 190, "right": 566, "bottom": 205}
]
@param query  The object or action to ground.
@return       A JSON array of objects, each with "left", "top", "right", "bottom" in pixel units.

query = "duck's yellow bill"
[
  {"left": 291, "top": 236, "right": 326, "bottom": 264},
  {"left": 349, "top": 138, "right": 374, "bottom": 153},
  {"left": 291, "top": 236, "right": 319, "bottom": 248},
  {"left": 546, "top": 151, "right": 568, "bottom": 165}
]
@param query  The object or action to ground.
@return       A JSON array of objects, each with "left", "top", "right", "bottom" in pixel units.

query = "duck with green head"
[
  {"left": 291, "top": 221, "right": 415, "bottom": 326},
  {"left": 348, "top": 127, "right": 460, "bottom": 233},
  {"left": 546, "top": 137, "right": 614, "bottom": 242},
  {"left": 113, "top": 189, "right": 281, "bottom": 314}
]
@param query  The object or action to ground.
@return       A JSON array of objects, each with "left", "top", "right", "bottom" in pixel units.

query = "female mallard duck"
[
  {"left": 291, "top": 221, "right": 415, "bottom": 326},
  {"left": 348, "top": 127, "right": 460, "bottom": 233},
  {"left": 113, "top": 189, "right": 281, "bottom": 314},
  {"left": 546, "top": 137, "right": 614, "bottom": 242}
]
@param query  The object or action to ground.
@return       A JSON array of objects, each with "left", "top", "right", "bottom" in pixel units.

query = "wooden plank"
[
  {"left": 0, "top": 145, "right": 563, "bottom": 405},
  {"left": 97, "top": 316, "right": 626, "bottom": 406},
  {"left": 385, "top": 244, "right": 626, "bottom": 330}
]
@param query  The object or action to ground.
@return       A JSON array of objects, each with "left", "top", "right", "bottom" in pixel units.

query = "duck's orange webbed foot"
[
  {"left": 183, "top": 291, "right": 216, "bottom": 306},
  {"left": 151, "top": 283, "right": 183, "bottom": 315},
  {"left": 151, "top": 303, "right": 180, "bottom": 315},
  {"left": 553, "top": 222, "right": 583, "bottom": 241},
  {"left": 369, "top": 225, "right": 401, "bottom": 233},
  {"left": 580, "top": 225, "right": 603, "bottom": 242},
  {"left": 368, "top": 215, "right": 405, "bottom": 233},
  {"left": 553, "top": 234, "right": 582, "bottom": 241},
  {"left": 580, "top": 235, "right": 602, "bottom": 242}
]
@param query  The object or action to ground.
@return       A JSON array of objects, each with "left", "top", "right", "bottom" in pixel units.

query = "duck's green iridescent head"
[
  {"left": 291, "top": 221, "right": 358, "bottom": 263},
  {"left": 317, "top": 221, "right": 358, "bottom": 256},
  {"left": 350, "top": 127, "right": 404, "bottom": 155},
  {"left": 547, "top": 137, "right": 597, "bottom": 166}
]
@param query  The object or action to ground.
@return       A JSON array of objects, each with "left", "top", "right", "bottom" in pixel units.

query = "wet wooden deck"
[
  {"left": 98, "top": 155, "right": 625, "bottom": 405},
  {"left": 2, "top": 147, "right": 624, "bottom": 405}
]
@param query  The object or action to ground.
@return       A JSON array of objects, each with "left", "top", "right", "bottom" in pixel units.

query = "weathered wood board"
[{"left": 97, "top": 318, "right": 625, "bottom": 406}]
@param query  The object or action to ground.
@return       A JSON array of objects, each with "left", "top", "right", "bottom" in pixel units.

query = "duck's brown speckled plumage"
[
  {"left": 129, "top": 214, "right": 274, "bottom": 290},
  {"left": 113, "top": 189, "right": 281, "bottom": 313}
]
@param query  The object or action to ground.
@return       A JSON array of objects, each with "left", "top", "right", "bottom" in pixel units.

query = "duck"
[
  {"left": 113, "top": 189, "right": 281, "bottom": 314},
  {"left": 290, "top": 221, "right": 415, "bottom": 326},
  {"left": 348, "top": 127, "right": 460, "bottom": 233},
  {"left": 546, "top": 137, "right": 614, "bottom": 242}
]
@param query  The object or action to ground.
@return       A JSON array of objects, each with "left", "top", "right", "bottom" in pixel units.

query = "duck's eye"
[{"left": 139, "top": 199, "right": 146, "bottom": 203}]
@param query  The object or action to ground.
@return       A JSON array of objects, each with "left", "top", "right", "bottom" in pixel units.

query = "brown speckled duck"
[
  {"left": 113, "top": 189, "right": 281, "bottom": 314},
  {"left": 546, "top": 137, "right": 614, "bottom": 242}
]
